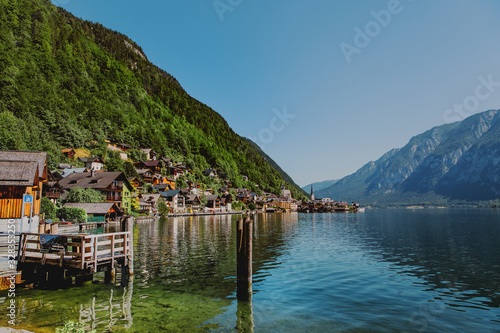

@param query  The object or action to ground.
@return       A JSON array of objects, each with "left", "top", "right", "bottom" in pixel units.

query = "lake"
[{"left": 1, "top": 209, "right": 499, "bottom": 332}]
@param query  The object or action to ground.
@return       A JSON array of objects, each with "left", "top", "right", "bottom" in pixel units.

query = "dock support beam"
[
  {"left": 237, "top": 215, "right": 253, "bottom": 302},
  {"left": 121, "top": 216, "right": 134, "bottom": 285}
]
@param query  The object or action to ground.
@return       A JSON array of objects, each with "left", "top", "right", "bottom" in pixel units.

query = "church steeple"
[{"left": 310, "top": 185, "right": 315, "bottom": 201}]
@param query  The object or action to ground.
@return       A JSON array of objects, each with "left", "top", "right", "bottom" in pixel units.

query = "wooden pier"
[{"left": 17, "top": 231, "right": 133, "bottom": 288}]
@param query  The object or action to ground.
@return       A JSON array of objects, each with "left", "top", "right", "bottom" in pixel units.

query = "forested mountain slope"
[{"left": 0, "top": 0, "right": 305, "bottom": 198}]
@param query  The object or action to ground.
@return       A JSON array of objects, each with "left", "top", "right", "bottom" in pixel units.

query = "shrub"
[
  {"left": 65, "top": 187, "right": 105, "bottom": 203},
  {"left": 41, "top": 197, "right": 57, "bottom": 220},
  {"left": 57, "top": 207, "right": 87, "bottom": 222}
]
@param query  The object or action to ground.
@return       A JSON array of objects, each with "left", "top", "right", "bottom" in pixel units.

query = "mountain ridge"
[
  {"left": 301, "top": 179, "right": 338, "bottom": 193},
  {"left": 316, "top": 110, "right": 500, "bottom": 206}
]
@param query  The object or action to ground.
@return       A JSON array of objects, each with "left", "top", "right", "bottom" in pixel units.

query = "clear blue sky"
[{"left": 51, "top": 0, "right": 500, "bottom": 186}]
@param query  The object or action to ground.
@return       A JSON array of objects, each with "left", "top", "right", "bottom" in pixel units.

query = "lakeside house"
[
  {"left": 185, "top": 194, "right": 201, "bottom": 211},
  {"left": 160, "top": 189, "right": 184, "bottom": 212},
  {"left": 63, "top": 202, "right": 122, "bottom": 221},
  {"left": 281, "top": 185, "right": 292, "bottom": 200},
  {"left": 135, "top": 160, "right": 164, "bottom": 174},
  {"left": 61, "top": 148, "right": 76, "bottom": 159},
  {"left": 140, "top": 148, "right": 157, "bottom": 161},
  {"left": 205, "top": 194, "right": 221, "bottom": 211},
  {"left": 138, "top": 193, "right": 165, "bottom": 215},
  {"left": 0, "top": 151, "right": 48, "bottom": 232},
  {"left": 135, "top": 168, "right": 154, "bottom": 184},
  {"left": 43, "top": 172, "right": 65, "bottom": 203},
  {"left": 58, "top": 171, "right": 133, "bottom": 214},
  {"left": 153, "top": 183, "right": 175, "bottom": 192},
  {"left": 78, "top": 156, "right": 104, "bottom": 171},
  {"left": 107, "top": 145, "right": 128, "bottom": 161},
  {"left": 128, "top": 177, "right": 144, "bottom": 189},
  {"left": 202, "top": 169, "right": 218, "bottom": 178},
  {"left": 60, "top": 167, "right": 87, "bottom": 178}
]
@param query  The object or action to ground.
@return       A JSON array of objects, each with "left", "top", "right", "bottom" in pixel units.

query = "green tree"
[
  {"left": 232, "top": 201, "right": 246, "bottom": 211},
  {"left": 157, "top": 198, "right": 169, "bottom": 216},
  {"left": 40, "top": 197, "right": 57, "bottom": 220},
  {"left": 200, "top": 193, "right": 207, "bottom": 206},
  {"left": 65, "top": 187, "right": 105, "bottom": 203},
  {"left": 123, "top": 161, "right": 137, "bottom": 178},
  {"left": 57, "top": 207, "right": 87, "bottom": 222}
]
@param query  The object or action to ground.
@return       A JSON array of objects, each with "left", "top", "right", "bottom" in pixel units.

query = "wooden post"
[
  {"left": 121, "top": 216, "right": 134, "bottom": 286},
  {"left": 105, "top": 264, "right": 116, "bottom": 285},
  {"left": 237, "top": 216, "right": 253, "bottom": 302},
  {"left": 50, "top": 223, "right": 58, "bottom": 235}
]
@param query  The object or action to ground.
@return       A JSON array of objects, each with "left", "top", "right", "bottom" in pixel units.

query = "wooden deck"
[{"left": 18, "top": 232, "right": 132, "bottom": 275}]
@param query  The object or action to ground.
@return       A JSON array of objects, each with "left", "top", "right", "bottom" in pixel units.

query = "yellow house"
[{"left": 0, "top": 151, "right": 47, "bottom": 220}]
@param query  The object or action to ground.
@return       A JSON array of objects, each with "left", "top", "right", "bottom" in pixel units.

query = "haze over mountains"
[
  {"left": 315, "top": 110, "right": 500, "bottom": 206},
  {"left": 301, "top": 180, "right": 338, "bottom": 193}
]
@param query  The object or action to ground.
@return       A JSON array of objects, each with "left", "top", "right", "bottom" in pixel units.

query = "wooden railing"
[
  {"left": 19, "top": 232, "right": 132, "bottom": 272},
  {"left": 44, "top": 192, "right": 61, "bottom": 199}
]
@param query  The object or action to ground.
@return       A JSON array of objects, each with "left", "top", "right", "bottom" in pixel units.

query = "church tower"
[{"left": 310, "top": 185, "right": 315, "bottom": 201}]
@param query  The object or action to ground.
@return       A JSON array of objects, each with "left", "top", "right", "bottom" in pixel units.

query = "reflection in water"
[
  {"left": 0, "top": 282, "right": 134, "bottom": 333},
  {"left": 1, "top": 210, "right": 498, "bottom": 332},
  {"left": 351, "top": 209, "right": 500, "bottom": 311},
  {"left": 130, "top": 213, "right": 299, "bottom": 332},
  {"left": 78, "top": 282, "right": 133, "bottom": 332},
  {"left": 236, "top": 299, "right": 254, "bottom": 333}
]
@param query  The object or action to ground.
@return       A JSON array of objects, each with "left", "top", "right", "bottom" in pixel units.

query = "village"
[
  {"left": 0, "top": 143, "right": 359, "bottom": 226},
  {"left": 0, "top": 146, "right": 359, "bottom": 288}
]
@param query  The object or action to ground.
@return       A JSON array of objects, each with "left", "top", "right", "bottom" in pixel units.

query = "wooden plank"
[
  {"left": 95, "top": 240, "right": 112, "bottom": 247},
  {"left": 95, "top": 249, "right": 120, "bottom": 257},
  {"left": 110, "top": 236, "right": 115, "bottom": 268},
  {"left": 23, "top": 248, "right": 44, "bottom": 253},
  {"left": 93, "top": 238, "right": 98, "bottom": 273},
  {"left": 20, "top": 235, "right": 29, "bottom": 263}
]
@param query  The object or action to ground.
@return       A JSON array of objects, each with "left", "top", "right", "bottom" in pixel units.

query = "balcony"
[{"left": 106, "top": 196, "right": 122, "bottom": 202}]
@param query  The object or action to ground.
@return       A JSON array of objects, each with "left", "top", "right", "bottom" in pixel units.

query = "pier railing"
[{"left": 18, "top": 232, "right": 132, "bottom": 273}]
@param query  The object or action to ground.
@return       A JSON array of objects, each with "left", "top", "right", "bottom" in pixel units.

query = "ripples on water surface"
[{"left": 1, "top": 209, "right": 499, "bottom": 332}]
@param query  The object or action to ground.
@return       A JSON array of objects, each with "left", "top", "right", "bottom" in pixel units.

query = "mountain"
[
  {"left": 302, "top": 180, "right": 338, "bottom": 193},
  {"left": 316, "top": 110, "right": 500, "bottom": 206},
  {"left": 0, "top": 0, "right": 305, "bottom": 199},
  {"left": 246, "top": 139, "right": 307, "bottom": 197}
]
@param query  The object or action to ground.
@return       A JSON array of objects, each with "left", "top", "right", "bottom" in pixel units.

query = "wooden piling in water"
[
  {"left": 121, "top": 216, "right": 134, "bottom": 278},
  {"left": 237, "top": 215, "right": 253, "bottom": 302}
]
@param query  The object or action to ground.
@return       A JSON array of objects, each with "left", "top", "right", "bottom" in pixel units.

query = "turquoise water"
[{"left": 1, "top": 210, "right": 500, "bottom": 332}]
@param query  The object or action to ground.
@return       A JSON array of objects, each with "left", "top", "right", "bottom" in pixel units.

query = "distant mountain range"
[
  {"left": 302, "top": 180, "right": 338, "bottom": 193},
  {"left": 316, "top": 110, "right": 500, "bottom": 206}
]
